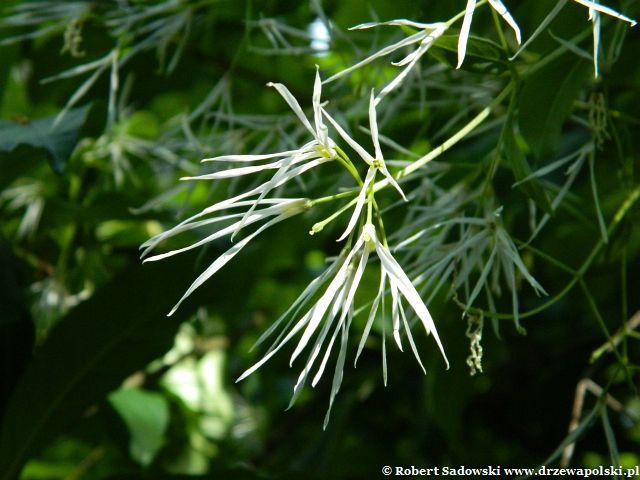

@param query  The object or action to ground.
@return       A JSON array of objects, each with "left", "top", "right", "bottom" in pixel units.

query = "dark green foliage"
[
  {"left": 503, "top": 112, "right": 553, "bottom": 213},
  {"left": 0, "top": 0, "right": 639, "bottom": 478},
  {"left": 0, "top": 262, "right": 193, "bottom": 479},
  {"left": 0, "top": 106, "right": 91, "bottom": 173},
  {"left": 519, "top": 55, "right": 591, "bottom": 158}
]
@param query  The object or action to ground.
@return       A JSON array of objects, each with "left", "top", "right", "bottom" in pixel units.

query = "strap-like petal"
[{"left": 457, "top": 0, "right": 476, "bottom": 69}]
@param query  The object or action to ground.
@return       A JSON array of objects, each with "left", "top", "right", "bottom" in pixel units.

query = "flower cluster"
[
  {"left": 236, "top": 223, "right": 448, "bottom": 427},
  {"left": 144, "top": 0, "right": 636, "bottom": 425},
  {"left": 143, "top": 66, "right": 450, "bottom": 421}
]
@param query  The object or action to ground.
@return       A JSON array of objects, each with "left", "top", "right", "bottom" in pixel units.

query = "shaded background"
[{"left": 1, "top": 0, "right": 639, "bottom": 478}]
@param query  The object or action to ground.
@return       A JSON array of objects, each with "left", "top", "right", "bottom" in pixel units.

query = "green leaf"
[
  {"left": 0, "top": 105, "right": 91, "bottom": 173},
  {"left": 0, "top": 261, "right": 194, "bottom": 480},
  {"left": 504, "top": 115, "right": 553, "bottom": 214},
  {"left": 429, "top": 34, "right": 505, "bottom": 68},
  {"left": 519, "top": 56, "right": 591, "bottom": 158},
  {"left": 108, "top": 388, "right": 170, "bottom": 466}
]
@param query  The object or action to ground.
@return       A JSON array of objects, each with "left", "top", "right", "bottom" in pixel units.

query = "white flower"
[
  {"left": 141, "top": 198, "right": 309, "bottom": 316},
  {"left": 574, "top": 0, "right": 637, "bottom": 77},
  {"left": 324, "top": 20, "right": 447, "bottom": 104},
  {"left": 322, "top": 90, "right": 407, "bottom": 241},
  {"left": 236, "top": 223, "right": 448, "bottom": 428},
  {"left": 458, "top": 0, "right": 521, "bottom": 68},
  {"left": 184, "top": 66, "right": 336, "bottom": 237},
  {"left": 142, "top": 68, "right": 339, "bottom": 316}
]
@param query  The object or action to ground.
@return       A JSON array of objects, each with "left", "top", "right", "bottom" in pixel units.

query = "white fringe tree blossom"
[{"left": 141, "top": 0, "right": 637, "bottom": 426}]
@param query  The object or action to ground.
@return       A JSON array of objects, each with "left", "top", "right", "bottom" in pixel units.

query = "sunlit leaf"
[
  {"left": 108, "top": 388, "right": 170, "bottom": 466},
  {"left": 0, "top": 262, "right": 194, "bottom": 480}
]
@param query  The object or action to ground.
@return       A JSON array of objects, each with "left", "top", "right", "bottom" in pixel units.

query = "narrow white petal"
[
  {"left": 187, "top": 189, "right": 275, "bottom": 216},
  {"left": 144, "top": 217, "right": 254, "bottom": 263},
  {"left": 167, "top": 212, "right": 294, "bottom": 316},
  {"left": 252, "top": 257, "right": 342, "bottom": 351},
  {"left": 373, "top": 237, "right": 449, "bottom": 368},
  {"left": 313, "top": 66, "right": 325, "bottom": 143},
  {"left": 154, "top": 184, "right": 273, "bottom": 240},
  {"left": 312, "top": 246, "right": 369, "bottom": 386},
  {"left": 592, "top": 9, "right": 601, "bottom": 77},
  {"left": 355, "top": 270, "right": 386, "bottom": 366},
  {"left": 152, "top": 197, "right": 292, "bottom": 242},
  {"left": 323, "top": 31, "right": 426, "bottom": 84},
  {"left": 181, "top": 160, "right": 287, "bottom": 180},
  {"left": 232, "top": 153, "right": 321, "bottom": 239},
  {"left": 458, "top": 0, "right": 476, "bottom": 69},
  {"left": 141, "top": 198, "right": 301, "bottom": 254},
  {"left": 369, "top": 90, "right": 383, "bottom": 160},
  {"left": 143, "top": 201, "right": 300, "bottom": 263},
  {"left": 488, "top": 0, "right": 522, "bottom": 44},
  {"left": 139, "top": 198, "right": 295, "bottom": 256},
  {"left": 211, "top": 158, "right": 327, "bottom": 231},
  {"left": 322, "top": 315, "right": 350, "bottom": 429},
  {"left": 572, "top": 0, "right": 637, "bottom": 25},
  {"left": 379, "top": 163, "right": 407, "bottom": 201},
  {"left": 287, "top": 255, "right": 365, "bottom": 409},
  {"left": 322, "top": 109, "right": 374, "bottom": 165},
  {"left": 289, "top": 249, "right": 353, "bottom": 363},
  {"left": 351, "top": 19, "right": 445, "bottom": 30},
  {"left": 382, "top": 319, "right": 388, "bottom": 386},
  {"left": 375, "top": 56, "right": 421, "bottom": 105},
  {"left": 267, "top": 82, "right": 316, "bottom": 137},
  {"left": 312, "top": 314, "right": 344, "bottom": 387},
  {"left": 201, "top": 150, "right": 300, "bottom": 162},
  {"left": 391, "top": 44, "right": 424, "bottom": 67},
  {"left": 373, "top": 24, "right": 446, "bottom": 106},
  {"left": 291, "top": 286, "right": 345, "bottom": 400},
  {"left": 186, "top": 150, "right": 318, "bottom": 181},
  {"left": 346, "top": 247, "right": 369, "bottom": 309},
  {"left": 141, "top": 211, "right": 242, "bottom": 258},
  {"left": 399, "top": 305, "right": 426, "bottom": 374},
  {"left": 337, "top": 167, "right": 376, "bottom": 242},
  {"left": 231, "top": 155, "right": 298, "bottom": 239},
  {"left": 235, "top": 309, "right": 314, "bottom": 382},
  {"left": 390, "top": 24, "right": 445, "bottom": 67},
  {"left": 389, "top": 277, "right": 403, "bottom": 351}
]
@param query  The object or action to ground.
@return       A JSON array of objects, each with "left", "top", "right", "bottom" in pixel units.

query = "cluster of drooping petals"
[
  {"left": 143, "top": 0, "right": 636, "bottom": 426},
  {"left": 236, "top": 223, "right": 448, "bottom": 427}
]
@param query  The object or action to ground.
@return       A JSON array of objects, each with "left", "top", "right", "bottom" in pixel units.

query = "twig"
[
  {"left": 560, "top": 378, "right": 637, "bottom": 467},
  {"left": 591, "top": 310, "right": 640, "bottom": 363}
]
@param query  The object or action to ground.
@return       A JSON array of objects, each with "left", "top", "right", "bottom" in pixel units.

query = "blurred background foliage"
[{"left": 0, "top": 0, "right": 639, "bottom": 478}]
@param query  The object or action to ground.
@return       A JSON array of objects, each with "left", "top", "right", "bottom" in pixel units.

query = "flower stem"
[
  {"left": 309, "top": 201, "right": 356, "bottom": 235},
  {"left": 335, "top": 145, "right": 363, "bottom": 186},
  {"left": 390, "top": 82, "right": 513, "bottom": 182},
  {"left": 310, "top": 189, "right": 359, "bottom": 207},
  {"left": 322, "top": 83, "right": 513, "bottom": 217}
]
